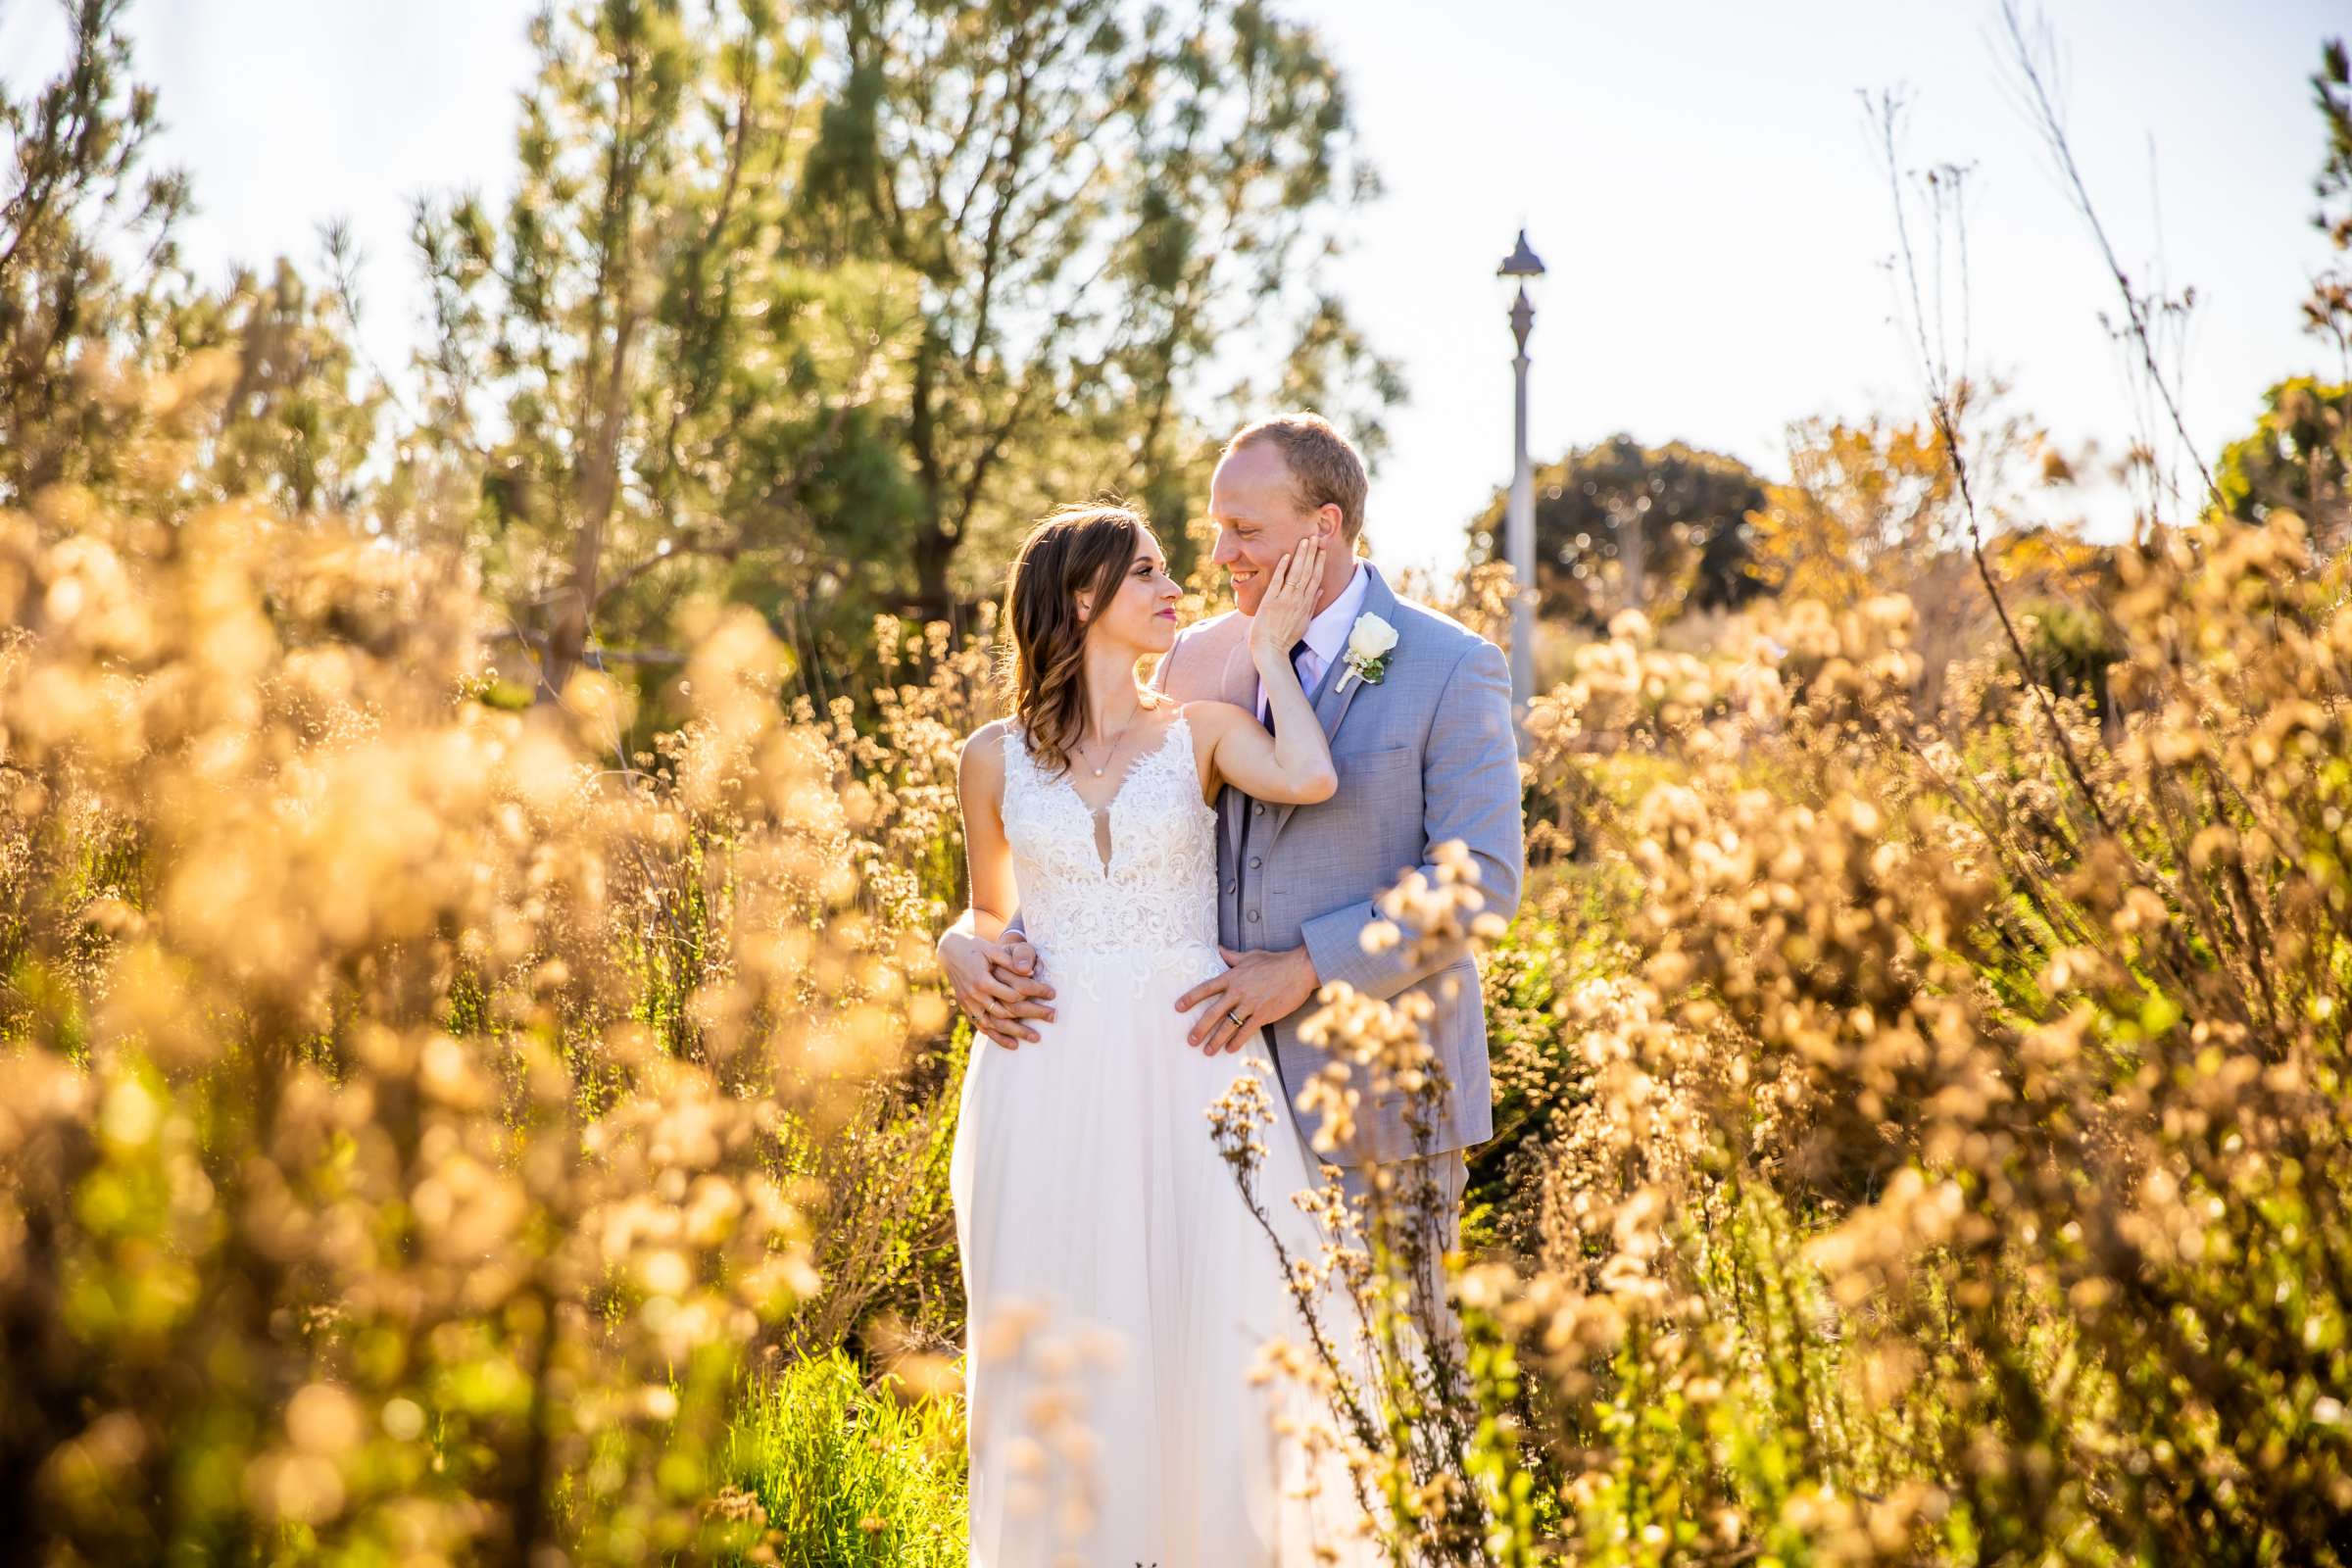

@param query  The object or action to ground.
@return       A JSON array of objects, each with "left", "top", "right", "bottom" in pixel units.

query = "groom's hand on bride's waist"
[{"left": 1174, "top": 946, "right": 1319, "bottom": 1054}]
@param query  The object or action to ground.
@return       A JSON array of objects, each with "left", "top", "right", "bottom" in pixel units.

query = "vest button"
[
  {"left": 1249, "top": 857, "right": 1262, "bottom": 869},
  {"left": 1223, "top": 882, "right": 1237, "bottom": 896},
  {"left": 1252, "top": 803, "right": 1264, "bottom": 815},
  {"left": 1247, "top": 909, "right": 1260, "bottom": 922}
]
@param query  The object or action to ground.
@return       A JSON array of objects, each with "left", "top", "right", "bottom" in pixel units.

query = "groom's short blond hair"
[{"left": 1223, "top": 413, "right": 1368, "bottom": 542}]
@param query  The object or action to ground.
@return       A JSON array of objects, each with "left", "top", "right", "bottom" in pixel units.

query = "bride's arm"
[
  {"left": 1191, "top": 537, "right": 1338, "bottom": 808},
  {"left": 953, "top": 724, "right": 1017, "bottom": 942},
  {"left": 938, "top": 721, "right": 1053, "bottom": 1048},
  {"left": 1189, "top": 699, "right": 1338, "bottom": 806}
]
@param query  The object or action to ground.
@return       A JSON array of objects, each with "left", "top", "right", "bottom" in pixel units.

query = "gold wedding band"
[{"left": 1226, "top": 1007, "right": 1249, "bottom": 1027}]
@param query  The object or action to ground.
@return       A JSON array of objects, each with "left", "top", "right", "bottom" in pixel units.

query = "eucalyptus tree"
[
  {"left": 415, "top": 0, "right": 1397, "bottom": 697},
  {"left": 798, "top": 0, "right": 1401, "bottom": 614},
  {"left": 412, "top": 0, "right": 891, "bottom": 699}
]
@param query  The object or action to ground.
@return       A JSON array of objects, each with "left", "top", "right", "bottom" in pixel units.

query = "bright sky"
[{"left": 4, "top": 0, "right": 2341, "bottom": 573}]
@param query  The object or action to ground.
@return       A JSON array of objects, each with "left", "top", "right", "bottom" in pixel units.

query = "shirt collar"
[{"left": 1300, "top": 560, "right": 1368, "bottom": 667}]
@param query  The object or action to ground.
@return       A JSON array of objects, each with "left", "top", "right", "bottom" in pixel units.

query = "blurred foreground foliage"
[
  {"left": 1467, "top": 517, "right": 2352, "bottom": 1561},
  {"left": 0, "top": 331, "right": 992, "bottom": 1556},
  {"left": 11, "top": 2, "right": 2352, "bottom": 1563}
]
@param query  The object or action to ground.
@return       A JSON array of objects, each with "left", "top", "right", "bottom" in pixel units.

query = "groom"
[
  {"left": 1158, "top": 414, "right": 1522, "bottom": 1242},
  {"left": 946, "top": 412, "right": 1524, "bottom": 1255}
]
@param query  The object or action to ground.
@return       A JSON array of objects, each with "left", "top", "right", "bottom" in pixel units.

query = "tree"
[
  {"left": 0, "top": 3, "right": 377, "bottom": 523},
  {"left": 2196, "top": 43, "right": 2352, "bottom": 557},
  {"left": 415, "top": 1, "right": 1398, "bottom": 698},
  {"left": 1746, "top": 380, "right": 2057, "bottom": 605},
  {"left": 1747, "top": 416, "right": 1952, "bottom": 605},
  {"left": 412, "top": 0, "right": 891, "bottom": 700},
  {"left": 0, "top": 0, "right": 190, "bottom": 507},
  {"left": 798, "top": 0, "right": 1402, "bottom": 613},
  {"left": 171, "top": 247, "right": 382, "bottom": 515},
  {"left": 1467, "top": 435, "right": 1764, "bottom": 625},
  {"left": 2307, "top": 37, "right": 2350, "bottom": 375},
  {"left": 2214, "top": 377, "right": 2350, "bottom": 549}
]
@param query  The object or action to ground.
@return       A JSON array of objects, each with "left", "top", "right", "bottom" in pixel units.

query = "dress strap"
[{"left": 998, "top": 724, "right": 1034, "bottom": 795}]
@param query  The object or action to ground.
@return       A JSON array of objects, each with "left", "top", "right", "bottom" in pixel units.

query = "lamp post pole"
[
  {"left": 1496, "top": 228, "right": 1546, "bottom": 732},
  {"left": 1507, "top": 290, "right": 1536, "bottom": 723}
]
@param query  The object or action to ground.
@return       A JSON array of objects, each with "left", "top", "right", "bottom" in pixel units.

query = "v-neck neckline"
[{"left": 1038, "top": 715, "right": 1188, "bottom": 876}]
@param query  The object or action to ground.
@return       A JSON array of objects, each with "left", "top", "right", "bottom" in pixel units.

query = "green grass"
[{"left": 718, "top": 1350, "right": 968, "bottom": 1566}]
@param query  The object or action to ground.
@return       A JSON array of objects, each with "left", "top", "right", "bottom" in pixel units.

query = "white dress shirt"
[{"left": 1255, "top": 560, "right": 1368, "bottom": 720}]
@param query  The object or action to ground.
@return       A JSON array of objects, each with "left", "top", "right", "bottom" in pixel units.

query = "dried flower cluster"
[
  {"left": 1440, "top": 512, "right": 2352, "bottom": 1562},
  {"left": 0, "top": 367, "right": 978, "bottom": 1562}
]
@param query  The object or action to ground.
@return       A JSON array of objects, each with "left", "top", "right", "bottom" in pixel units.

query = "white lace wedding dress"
[{"left": 949, "top": 714, "right": 1373, "bottom": 1566}]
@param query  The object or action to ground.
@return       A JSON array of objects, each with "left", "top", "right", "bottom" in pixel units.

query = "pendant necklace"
[{"left": 1081, "top": 709, "right": 1141, "bottom": 778}]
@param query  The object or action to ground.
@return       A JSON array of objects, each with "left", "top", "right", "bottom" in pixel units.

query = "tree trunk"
[
  {"left": 910, "top": 518, "right": 957, "bottom": 626},
  {"left": 540, "top": 306, "right": 640, "bottom": 702}
]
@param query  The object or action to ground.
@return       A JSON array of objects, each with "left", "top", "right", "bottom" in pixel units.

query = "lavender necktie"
[
  {"left": 1264, "top": 638, "right": 1312, "bottom": 734},
  {"left": 1241, "top": 638, "right": 1311, "bottom": 878}
]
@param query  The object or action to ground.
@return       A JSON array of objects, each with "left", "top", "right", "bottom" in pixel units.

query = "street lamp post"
[{"left": 1497, "top": 228, "right": 1547, "bottom": 730}]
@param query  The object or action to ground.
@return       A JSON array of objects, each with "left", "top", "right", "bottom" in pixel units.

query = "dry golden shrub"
[
  {"left": 1458, "top": 511, "right": 2352, "bottom": 1562},
  {"left": 0, "top": 367, "right": 963, "bottom": 1560}
]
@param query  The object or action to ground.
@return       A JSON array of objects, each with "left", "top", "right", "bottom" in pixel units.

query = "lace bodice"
[{"left": 1000, "top": 714, "right": 1221, "bottom": 967}]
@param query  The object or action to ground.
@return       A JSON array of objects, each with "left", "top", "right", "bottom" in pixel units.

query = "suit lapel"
[{"left": 1267, "top": 564, "right": 1397, "bottom": 844}]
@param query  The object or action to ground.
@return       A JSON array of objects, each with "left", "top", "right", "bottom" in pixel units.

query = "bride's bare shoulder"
[
  {"left": 1176, "top": 700, "right": 1254, "bottom": 743},
  {"left": 958, "top": 718, "right": 1014, "bottom": 788},
  {"left": 963, "top": 715, "right": 1014, "bottom": 746}
]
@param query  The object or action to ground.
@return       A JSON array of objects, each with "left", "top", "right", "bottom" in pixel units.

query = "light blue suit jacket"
[{"left": 1152, "top": 564, "right": 1524, "bottom": 1162}]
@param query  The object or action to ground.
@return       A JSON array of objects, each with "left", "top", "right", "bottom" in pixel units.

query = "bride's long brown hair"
[{"left": 1003, "top": 502, "right": 1165, "bottom": 776}]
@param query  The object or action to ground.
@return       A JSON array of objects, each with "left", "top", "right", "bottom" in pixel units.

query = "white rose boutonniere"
[{"left": 1335, "top": 612, "right": 1398, "bottom": 693}]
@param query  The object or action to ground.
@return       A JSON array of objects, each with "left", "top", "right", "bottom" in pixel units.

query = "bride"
[{"left": 942, "top": 502, "right": 1372, "bottom": 1565}]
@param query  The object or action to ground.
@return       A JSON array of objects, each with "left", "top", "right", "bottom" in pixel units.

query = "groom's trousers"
[
  {"left": 1331, "top": 1149, "right": 1467, "bottom": 1249},
  {"left": 1333, "top": 1147, "right": 1470, "bottom": 1363}
]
